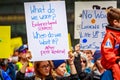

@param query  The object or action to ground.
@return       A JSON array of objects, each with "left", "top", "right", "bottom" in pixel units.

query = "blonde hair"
[{"left": 80, "top": 53, "right": 88, "bottom": 67}]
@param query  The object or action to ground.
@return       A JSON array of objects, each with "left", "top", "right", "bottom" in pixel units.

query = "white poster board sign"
[
  {"left": 80, "top": 10, "right": 107, "bottom": 50},
  {"left": 24, "top": 1, "right": 69, "bottom": 61},
  {"left": 74, "top": 1, "right": 117, "bottom": 39}
]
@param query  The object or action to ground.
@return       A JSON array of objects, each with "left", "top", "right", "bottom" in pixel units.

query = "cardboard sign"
[
  {"left": 80, "top": 10, "right": 107, "bottom": 50},
  {"left": 0, "top": 26, "right": 11, "bottom": 58},
  {"left": 24, "top": 1, "right": 69, "bottom": 61},
  {"left": 11, "top": 37, "right": 23, "bottom": 54},
  {"left": 74, "top": 1, "right": 117, "bottom": 39}
]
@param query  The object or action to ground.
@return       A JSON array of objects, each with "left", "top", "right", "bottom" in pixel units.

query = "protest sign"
[
  {"left": 80, "top": 10, "right": 107, "bottom": 50},
  {"left": 11, "top": 37, "right": 23, "bottom": 54},
  {"left": 24, "top": 1, "right": 69, "bottom": 61},
  {"left": 74, "top": 1, "right": 116, "bottom": 39},
  {"left": 0, "top": 26, "right": 11, "bottom": 58}
]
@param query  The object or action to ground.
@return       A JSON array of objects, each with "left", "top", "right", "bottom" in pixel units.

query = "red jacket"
[{"left": 101, "top": 26, "right": 120, "bottom": 69}]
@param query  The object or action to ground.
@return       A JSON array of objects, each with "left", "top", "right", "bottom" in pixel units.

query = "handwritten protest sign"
[
  {"left": 0, "top": 26, "right": 11, "bottom": 58},
  {"left": 80, "top": 10, "right": 107, "bottom": 50},
  {"left": 74, "top": 1, "right": 116, "bottom": 39},
  {"left": 24, "top": 1, "right": 69, "bottom": 61}
]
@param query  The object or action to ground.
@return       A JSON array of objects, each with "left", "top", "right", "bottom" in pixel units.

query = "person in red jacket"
[{"left": 101, "top": 8, "right": 120, "bottom": 80}]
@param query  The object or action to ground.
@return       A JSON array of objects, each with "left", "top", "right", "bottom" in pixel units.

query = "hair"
[
  {"left": 83, "top": 50, "right": 93, "bottom": 55},
  {"left": 80, "top": 53, "right": 88, "bottom": 67},
  {"left": 34, "top": 61, "right": 53, "bottom": 79},
  {"left": 107, "top": 8, "right": 120, "bottom": 26},
  {"left": 81, "top": 57, "right": 87, "bottom": 67}
]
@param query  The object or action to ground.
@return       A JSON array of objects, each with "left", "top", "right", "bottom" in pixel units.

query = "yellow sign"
[
  {"left": 0, "top": 26, "right": 11, "bottom": 58},
  {"left": 11, "top": 37, "right": 23, "bottom": 55}
]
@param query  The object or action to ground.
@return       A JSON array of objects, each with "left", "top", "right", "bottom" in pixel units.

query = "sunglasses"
[
  {"left": 20, "top": 49, "right": 27, "bottom": 53},
  {"left": 80, "top": 60, "right": 86, "bottom": 63}
]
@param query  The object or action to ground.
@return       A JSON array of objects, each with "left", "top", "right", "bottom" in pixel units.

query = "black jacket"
[
  {"left": 74, "top": 53, "right": 104, "bottom": 80},
  {"left": 16, "top": 71, "right": 78, "bottom": 80},
  {"left": 16, "top": 71, "right": 53, "bottom": 80}
]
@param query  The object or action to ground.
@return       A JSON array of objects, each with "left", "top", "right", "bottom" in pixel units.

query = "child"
[{"left": 101, "top": 8, "right": 120, "bottom": 80}]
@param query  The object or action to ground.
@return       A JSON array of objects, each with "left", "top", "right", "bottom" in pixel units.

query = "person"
[
  {"left": 16, "top": 61, "right": 54, "bottom": 80},
  {"left": 52, "top": 51, "right": 79, "bottom": 80},
  {"left": 78, "top": 53, "right": 93, "bottom": 80},
  {"left": 16, "top": 44, "right": 34, "bottom": 77},
  {"left": 0, "top": 68, "right": 12, "bottom": 80},
  {"left": 16, "top": 51, "right": 54, "bottom": 80},
  {"left": 11, "top": 48, "right": 19, "bottom": 64},
  {"left": 0, "top": 58, "right": 16, "bottom": 80},
  {"left": 92, "top": 50, "right": 113, "bottom": 80},
  {"left": 80, "top": 53, "right": 91, "bottom": 74},
  {"left": 0, "top": 59, "right": 12, "bottom": 80},
  {"left": 101, "top": 8, "right": 120, "bottom": 80},
  {"left": 82, "top": 50, "right": 94, "bottom": 70},
  {"left": 73, "top": 43, "right": 82, "bottom": 78}
]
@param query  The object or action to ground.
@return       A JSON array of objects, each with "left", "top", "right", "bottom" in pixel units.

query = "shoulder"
[
  {"left": 16, "top": 62, "right": 22, "bottom": 65},
  {"left": 101, "top": 70, "right": 113, "bottom": 80},
  {"left": 1, "top": 70, "right": 12, "bottom": 80}
]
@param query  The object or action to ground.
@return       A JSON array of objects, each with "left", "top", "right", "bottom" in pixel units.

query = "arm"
[
  {"left": 16, "top": 51, "right": 33, "bottom": 80},
  {"left": 67, "top": 51, "right": 77, "bottom": 75},
  {"left": 20, "top": 62, "right": 29, "bottom": 73},
  {"left": 101, "top": 32, "right": 120, "bottom": 63}
]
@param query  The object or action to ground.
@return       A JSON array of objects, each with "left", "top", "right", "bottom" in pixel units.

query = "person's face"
[
  {"left": 55, "top": 63, "right": 66, "bottom": 77},
  {"left": 19, "top": 49, "right": 28, "bottom": 59},
  {"left": 113, "top": 20, "right": 120, "bottom": 28},
  {"left": 38, "top": 61, "right": 50, "bottom": 77},
  {"left": 83, "top": 50, "right": 93, "bottom": 61},
  {"left": 80, "top": 58, "right": 87, "bottom": 68}
]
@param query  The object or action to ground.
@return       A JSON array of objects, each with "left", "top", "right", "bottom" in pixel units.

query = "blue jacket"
[
  {"left": 101, "top": 70, "right": 113, "bottom": 80},
  {"left": 0, "top": 69, "right": 11, "bottom": 80}
]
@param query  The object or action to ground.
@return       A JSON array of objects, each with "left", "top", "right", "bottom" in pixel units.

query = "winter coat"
[
  {"left": 101, "top": 25, "right": 120, "bottom": 69},
  {"left": 16, "top": 71, "right": 78, "bottom": 80}
]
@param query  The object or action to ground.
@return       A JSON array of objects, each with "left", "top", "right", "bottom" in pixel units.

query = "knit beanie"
[
  {"left": 93, "top": 50, "right": 101, "bottom": 62},
  {"left": 52, "top": 60, "right": 66, "bottom": 69}
]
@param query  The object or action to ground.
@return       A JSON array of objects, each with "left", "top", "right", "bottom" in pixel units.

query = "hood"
[{"left": 106, "top": 25, "right": 120, "bottom": 31}]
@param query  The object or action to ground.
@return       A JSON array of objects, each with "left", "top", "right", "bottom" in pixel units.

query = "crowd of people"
[
  {"left": 1, "top": 7, "right": 120, "bottom": 80},
  {"left": 0, "top": 43, "right": 113, "bottom": 80}
]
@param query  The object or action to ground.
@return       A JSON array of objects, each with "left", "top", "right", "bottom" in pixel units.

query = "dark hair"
[
  {"left": 107, "top": 8, "right": 120, "bottom": 26},
  {"left": 0, "top": 59, "right": 8, "bottom": 67}
]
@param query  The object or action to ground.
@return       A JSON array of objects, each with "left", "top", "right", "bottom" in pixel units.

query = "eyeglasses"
[
  {"left": 80, "top": 60, "right": 86, "bottom": 63},
  {"left": 40, "top": 64, "right": 50, "bottom": 69}
]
